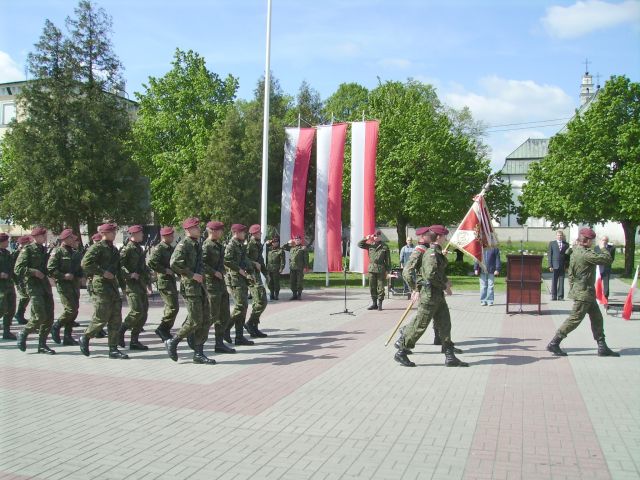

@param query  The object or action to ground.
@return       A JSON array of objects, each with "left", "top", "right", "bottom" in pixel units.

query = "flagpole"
[{"left": 260, "top": 0, "right": 272, "bottom": 245}]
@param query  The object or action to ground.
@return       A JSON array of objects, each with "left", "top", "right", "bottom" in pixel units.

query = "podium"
[{"left": 506, "top": 254, "right": 542, "bottom": 314}]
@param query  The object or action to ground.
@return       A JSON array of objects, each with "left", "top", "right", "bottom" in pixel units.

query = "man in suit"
[
  {"left": 548, "top": 231, "right": 570, "bottom": 300},
  {"left": 594, "top": 236, "right": 615, "bottom": 298}
]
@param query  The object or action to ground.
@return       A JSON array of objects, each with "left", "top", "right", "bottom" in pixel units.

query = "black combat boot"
[
  {"left": 546, "top": 334, "right": 567, "bottom": 356},
  {"left": 62, "top": 326, "right": 78, "bottom": 346},
  {"left": 444, "top": 346, "right": 468, "bottom": 367},
  {"left": 214, "top": 334, "right": 236, "bottom": 353},
  {"left": 441, "top": 344, "right": 463, "bottom": 354},
  {"left": 377, "top": 300, "right": 383, "bottom": 311},
  {"left": 253, "top": 325, "right": 268, "bottom": 338},
  {"left": 3, "top": 321, "right": 16, "bottom": 340},
  {"left": 433, "top": 326, "right": 442, "bottom": 346},
  {"left": 96, "top": 328, "right": 107, "bottom": 338},
  {"left": 37, "top": 337, "right": 56, "bottom": 355},
  {"left": 155, "top": 324, "right": 172, "bottom": 342},
  {"left": 394, "top": 349, "right": 416, "bottom": 367},
  {"left": 275, "top": 291, "right": 280, "bottom": 300},
  {"left": 269, "top": 292, "right": 274, "bottom": 300},
  {"left": 186, "top": 333, "right": 196, "bottom": 351},
  {"left": 117, "top": 324, "right": 127, "bottom": 348},
  {"left": 165, "top": 336, "right": 182, "bottom": 362},
  {"left": 235, "top": 335, "right": 255, "bottom": 346},
  {"left": 393, "top": 327, "right": 413, "bottom": 354},
  {"left": 367, "top": 299, "right": 378, "bottom": 310},
  {"left": 108, "top": 345, "right": 129, "bottom": 359},
  {"left": 79, "top": 334, "right": 90, "bottom": 357},
  {"left": 14, "top": 310, "right": 27, "bottom": 325},
  {"left": 244, "top": 322, "right": 258, "bottom": 337},
  {"left": 223, "top": 326, "right": 232, "bottom": 344},
  {"left": 16, "top": 329, "right": 28, "bottom": 352},
  {"left": 129, "top": 332, "right": 148, "bottom": 351},
  {"left": 297, "top": 290, "right": 302, "bottom": 300},
  {"left": 290, "top": 292, "right": 298, "bottom": 300},
  {"left": 51, "top": 321, "right": 62, "bottom": 344},
  {"left": 193, "top": 345, "right": 216, "bottom": 364},
  {"left": 597, "top": 337, "right": 620, "bottom": 357}
]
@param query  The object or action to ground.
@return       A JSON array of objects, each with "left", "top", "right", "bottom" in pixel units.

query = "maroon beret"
[
  {"left": 182, "top": 217, "right": 200, "bottom": 229},
  {"left": 231, "top": 224, "right": 246, "bottom": 233},
  {"left": 415, "top": 226, "right": 429, "bottom": 236},
  {"left": 160, "top": 226, "right": 174, "bottom": 236},
  {"left": 91, "top": 233, "right": 102, "bottom": 242},
  {"left": 206, "top": 221, "right": 224, "bottom": 231},
  {"left": 18, "top": 236, "right": 32, "bottom": 245},
  {"left": 98, "top": 223, "right": 117, "bottom": 233},
  {"left": 579, "top": 227, "right": 596, "bottom": 239},
  {"left": 428, "top": 225, "right": 449, "bottom": 235},
  {"left": 31, "top": 226, "right": 47, "bottom": 236},
  {"left": 59, "top": 228, "right": 74, "bottom": 240},
  {"left": 248, "top": 224, "right": 261, "bottom": 234},
  {"left": 0, "top": 233, "right": 9, "bottom": 242},
  {"left": 128, "top": 225, "right": 143, "bottom": 234}
]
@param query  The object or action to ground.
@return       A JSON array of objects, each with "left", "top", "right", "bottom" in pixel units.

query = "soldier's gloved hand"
[
  {"left": 411, "top": 290, "right": 419, "bottom": 302},
  {"left": 33, "top": 270, "right": 45, "bottom": 279},
  {"left": 103, "top": 271, "right": 115, "bottom": 280},
  {"left": 64, "top": 273, "right": 74, "bottom": 280},
  {"left": 130, "top": 272, "right": 140, "bottom": 280},
  {"left": 192, "top": 273, "right": 203, "bottom": 283}
]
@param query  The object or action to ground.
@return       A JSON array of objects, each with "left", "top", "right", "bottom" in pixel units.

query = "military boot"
[
  {"left": 394, "top": 349, "right": 416, "bottom": 367},
  {"left": 79, "top": 334, "right": 90, "bottom": 357},
  {"left": 62, "top": 326, "right": 78, "bottom": 346},
  {"left": 367, "top": 299, "right": 378, "bottom": 310},
  {"left": 289, "top": 293, "right": 298, "bottom": 301},
  {"left": 2, "top": 320, "right": 16, "bottom": 340},
  {"left": 96, "top": 328, "right": 107, "bottom": 338},
  {"left": 50, "top": 321, "right": 62, "bottom": 344},
  {"left": 393, "top": 327, "right": 412, "bottom": 354},
  {"left": 269, "top": 292, "right": 274, "bottom": 300},
  {"left": 186, "top": 333, "right": 196, "bottom": 351},
  {"left": 214, "top": 333, "right": 236, "bottom": 353},
  {"left": 117, "top": 324, "right": 128, "bottom": 348},
  {"left": 155, "top": 324, "right": 172, "bottom": 342},
  {"left": 14, "top": 310, "right": 27, "bottom": 325},
  {"left": 444, "top": 346, "right": 468, "bottom": 367},
  {"left": 297, "top": 290, "right": 302, "bottom": 300},
  {"left": 433, "top": 326, "right": 442, "bottom": 345},
  {"left": 193, "top": 345, "right": 216, "bottom": 365},
  {"left": 441, "top": 344, "right": 463, "bottom": 354},
  {"left": 597, "top": 337, "right": 620, "bottom": 357},
  {"left": 275, "top": 291, "right": 280, "bottom": 300},
  {"left": 16, "top": 329, "right": 28, "bottom": 352},
  {"left": 108, "top": 346, "right": 129, "bottom": 359},
  {"left": 223, "top": 326, "right": 232, "bottom": 344},
  {"left": 129, "top": 332, "right": 148, "bottom": 351},
  {"left": 165, "top": 336, "right": 182, "bottom": 362},
  {"left": 37, "top": 337, "right": 56, "bottom": 355},
  {"left": 235, "top": 335, "right": 255, "bottom": 346},
  {"left": 377, "top": 300, "right": 383, "bottom": 311},
  {"left": 546, "top": 334, "right": 567, "bottom": 356}
]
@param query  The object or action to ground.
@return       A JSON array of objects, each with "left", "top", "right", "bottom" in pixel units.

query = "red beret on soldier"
[
  {"left": 160, "top": 226, "right": 174, "bottom": 236},
  {"left": 18, "top": 236, "right": 32, "bottom": 245},
  {"left": 0, "top": 233, "right": 9, "bottom": 242},
  {"left": 59, "top": 228, "right": 74, "bottom": 240},
  {"left": 127, "top": 225, "right": 143, "bottom": 234},
  {"left": 182, "top": 217, "right": 200, "bottom": 229},
  {"left": 248, "top": 224, "right": 261, "bottom": 234},
  {"left": 31, "top": 226, "right": 47, "bottom": 236},
  {"left": 206, "top": 221, "right": 224, "bottom": 231},
  {"left": 578, "top": 227, "right": 596, "bottom": 239},
  {"left": 98, "top": 223, "right": 117, "bottom": 233},
  {"left": 427, "top": 225, "right": 449, "bottom": 236},
  {"left": 415, "top": 226, "right": 429, "bottom": 236},
  {"left": 231, "top": 223, "right": 246, "bottom": 233},
  {"left": 91, "top": 233, "right": 102, "bottom": 242}
]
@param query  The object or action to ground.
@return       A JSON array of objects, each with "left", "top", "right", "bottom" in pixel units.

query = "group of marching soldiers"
[{"left": 0, "top": 218, "right": 309, "bottom": 364}]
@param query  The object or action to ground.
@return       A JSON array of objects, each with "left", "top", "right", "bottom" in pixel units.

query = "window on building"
[{"left": 2, "top": 103, "right": 16, "bottom": 125}]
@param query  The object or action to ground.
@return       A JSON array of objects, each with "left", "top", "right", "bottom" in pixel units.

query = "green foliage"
[{"left": 130, "top": 49, "right": 238, "bottom": 224}]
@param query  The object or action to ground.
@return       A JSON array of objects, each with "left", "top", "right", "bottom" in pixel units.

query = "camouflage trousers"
[
  {"left": 557, "top": 299, "right": 604, "bottom": 340},
  {"left": 158, "top": 287, "right": 179, "bottom": 330},
  {"left": 400, "top": 289, "right": 452, "bottom": 350},
  {"left": 368, "top": 272, "right": 386, "bottom": 301},
  {"left": 24, "top": 293, "right": 55, "bottom": 340},
  {"left": 229, "top": 283, "right": 248, "bottom": 334},
  {"left": 0, "top": 287, "right": 16, "bottom": 330},
  {"left": 290, "top": 269, "right": 304, "bottom": 293},
  {"left": 177, "top": 294, "right": 210, "bottom": 346},
  {"left": 248, "top": 283, "right": 267, "bottom": 326},
  {"left": 56, "top": 283, "right": 80, "bottom": 328},
  {"left": 15, "top": 284, "right": 29, "bottom": 319},
  {"left": 123, "top": 286, "right": 149, "bottom": 335},
  {"left": 267, "top": 271, "right": 281, "bottom": 296},
  {"left": 207, "top": 283, "right": 230, "bottom": 337},
  {"left": 85, "top": 292, "right": 122, "bottom": 347}
]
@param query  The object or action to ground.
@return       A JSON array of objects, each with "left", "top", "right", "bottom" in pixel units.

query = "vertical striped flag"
[
  {"left": 595, "top": 264, "right": 608, "bottom": 306},
  {"left": 314, "top": 123, "right": 347, "bottom": 272},
  {"left": 622, "top": 266, "right": 638, "bottom": 321}
]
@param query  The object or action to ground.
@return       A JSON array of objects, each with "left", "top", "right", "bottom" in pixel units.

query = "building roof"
[{"left": 499, "top": 138, "right": 550, "bottom": 175}]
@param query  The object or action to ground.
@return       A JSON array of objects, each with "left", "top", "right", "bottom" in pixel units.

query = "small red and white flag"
[
  {"left": 622, "top": 266, "right": 639, "bottom": 321},
  {"left": 595, "top": 264, "right": 608, "bottom": 306}
]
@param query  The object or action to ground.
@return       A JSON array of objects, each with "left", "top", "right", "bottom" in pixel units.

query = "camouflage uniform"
[
  {"left": 266, "top": 244, "right": 285, "bottom": 299},
  {"left": 12, "top": 249, "right": 29, "bottom": 325},
  {"left": 120, "top": 240, "right": 151, "bottom": 348},
  {"left": 202, "top": 237, "right": 230, "bottom": 341},
  {"left": 246, "top": 236, "right": 267, "bottom": 328},
  {"left": 224, "top": 237, "right": 255, "bottom": 344},
  {"left": 47, "top": 244, "right": 82, "bottom": 344},
  {"left": 282, "top": 243, "right": 308, "bottom": 299},
  {"left": 0, "top": 247, "right": 17, "bottom": 339},
  {"left": 358, "top": 238, "right": 391, "bottom": 305},
  {"left": 148, "top": 241, "right": 179, "bottom": 338}
]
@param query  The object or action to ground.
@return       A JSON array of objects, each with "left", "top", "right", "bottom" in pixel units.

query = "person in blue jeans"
[{"left": 473, "top": 247, "right": 501, "bottom": 306}]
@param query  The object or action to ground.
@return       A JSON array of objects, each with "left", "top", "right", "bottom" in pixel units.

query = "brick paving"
[{"left": 0, "top": 276, "right": 638, "bottom": 479}]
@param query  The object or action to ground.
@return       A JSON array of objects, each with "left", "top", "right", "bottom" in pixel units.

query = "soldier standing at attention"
[
  {"left": 13, "top": 236, "right": 32, "bottom": 326},
  {"left": 283, "top": 235, "right": 308, "bottom": 300},
  {"left": 148, "top": 226, "right": 179, "bottom": 342},
  {"left": 266, "top": 235, "right": 285, "bottom": 300},
  {"left": 245, "top": 224, "right": 268, "bottom": 338},
  {"left": 48, "top": 229, "right": 81, "bottom": 346},
  {"left": 547, "top": 227, "right": 619, "bottom": 357},
  {"left": 78, "top": 223, "right": 128, "bottom": 359},
  {"left": 118, "top": 225, "right": 151, "bottom": 351},
  {"left": 15, "top": 227, "right": 56, "bottom": 354},
  {"left": 394, "top": 225, "right": 468, "bottom": 368},
  {"left": 202, "top": 221, "right": 235, "bottom": 354},
  {"left": 0, "top": 233, "right": 17, "bottom": 340},
  {"left": 85, "top": 233, "right": 102, "bottom": 300},
  {"left": 165, "top": 217, "right": 216, "bottom": 364},
  {"left": 224, "top": 224, "right": 255, "bottom": 346},
  {"left": 357, "top": 230, "right": 391, "bottom": 311}
]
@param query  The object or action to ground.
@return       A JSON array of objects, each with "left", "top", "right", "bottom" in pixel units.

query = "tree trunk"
[
  {"left": 621, "top": 220, "right": 637, "bottom": 277},
  {"left": 396, "top": 216, "right": 407, "bottom": 256},
  {"left": 87, "top": 218, "right": 97, "bottom": 244},
  {"left": 71, "top": 219, "right": 82, "bottom": 248}
]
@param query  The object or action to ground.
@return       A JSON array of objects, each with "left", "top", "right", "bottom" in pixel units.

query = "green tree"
[
  {"left": 131, "top": 49, "right": 238, "bottom": 224},
  {"left": 521, "top": 75, "right": 640, "bottom": 275},
  {"left": 0, "top": 1, "right": 147, "bottom": 237},
  {"left": 322, "top": 82, "right": 369, "bottom": 123}
]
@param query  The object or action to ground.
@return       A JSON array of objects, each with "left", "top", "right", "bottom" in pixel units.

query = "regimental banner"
[
  {"left": 280, "top": 127, "right": 315, "bottom": 274},
  {"left": 622, "top": 266, "right": 638, "bottom": 321},
  {"left": 314, "top": 123, "right": 348, "bottom": 273},
  {"left": 349, "top": 121, "right": 379, "bottom": 273}
]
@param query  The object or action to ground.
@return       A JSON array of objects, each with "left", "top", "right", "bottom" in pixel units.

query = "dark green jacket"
[
  {"left": 120, "top": 241, "right": 150, "bottom": 292},
  {"left": 81, "top": 240, "right": 121, "bottom": 297},
  {"left": 224, "top": 237, "right": 252, "bottom": 287},
  {"left": 419, "top": 244, "right": 449, "bottom": 292},
  {"left": 266, "top": 246, "right": 285, "bottom": 273},
  {"left": 402, "top": 243, "right": 428, "bottom": 291},
  {"left": 148, "top": 241, "right": 176, "bottom": 290},
  {"left": 202, "top": 238, "right": 226, "bottom": 291},
  {"left": 14, "top": 243, "right": 52, "bottom": 296},
  {"left": 568, "top": 245, "right": 612, "bottom": 302},
  {"left": 246, "top": 236, "right": 266, "bottom": 273},
  {"left": 282, "top": 244, "right": 308, "bottom": 271},
  {"left": 47, "top": 245, "right": 82, "bottom": 289},
  {"left": 357, "top": 239, "right": 391, "bottom": 274},
  {"left": 170, "top": 236, "right": 204, "bottom": 297},
  {"left": 0, "top": 248, "right": 15, "bottom": 291}
]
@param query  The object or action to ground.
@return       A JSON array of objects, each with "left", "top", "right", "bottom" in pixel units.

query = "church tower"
[{"left": 580, "top": 58, "right": 595, "bottom": 106}]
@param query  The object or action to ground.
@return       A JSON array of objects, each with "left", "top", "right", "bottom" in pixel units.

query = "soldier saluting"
[
  {"left": 358, "top": 230, "right": 391, "bottom": 311},
  {"left": 282, "top": 235, "right": 308, "bottom": 300},
  {"left": 148, "top": 226, "right": 179, "bottom": 342},
  {"left": 265, "top": 235, "right": 285, "bottom": 300}
]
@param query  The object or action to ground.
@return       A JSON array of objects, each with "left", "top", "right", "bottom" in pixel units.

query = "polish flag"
[
  {"left": 280, "top": 127, "right": 315, "bottom": 273},
  {"left": 622, "top": 266, "right": 639, "bottom": 321},
  {"left": 595, "top": 264, "right": 608, "bottom": 306},
  {"left": 349, "top": 121, "right": 379, "bottom": 274},
  {"left": 314, "top": 123, "right": 347, "bottom": 272}
]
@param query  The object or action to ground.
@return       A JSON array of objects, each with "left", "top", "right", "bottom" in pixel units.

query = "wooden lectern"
[{"left": 506, "top": 254, "right": 542, "bottom": 314}]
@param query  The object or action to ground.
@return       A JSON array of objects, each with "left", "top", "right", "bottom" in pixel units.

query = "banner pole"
[{"left": 260, "top": 0, "right": 272, "bottom": 246}]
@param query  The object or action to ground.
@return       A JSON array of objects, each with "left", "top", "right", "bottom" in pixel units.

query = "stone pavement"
[{"left": 0, "top": 277, "right": 638, "bottom": 480}]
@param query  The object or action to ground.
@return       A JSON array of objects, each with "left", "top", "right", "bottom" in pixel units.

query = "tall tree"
[
  {"left": 0, "top": 1, "right": 147, "bottom": 237},
  {"left": 521, "top": 75, "right": 640, "bottom": 275},
  {"left": 130, "top": 49, "right": 238, "bottom": 224}
]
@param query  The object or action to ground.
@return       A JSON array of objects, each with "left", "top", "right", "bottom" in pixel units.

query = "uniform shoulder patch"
[{"left": 415, "top": 245, "right": 427, "bottom": 253}]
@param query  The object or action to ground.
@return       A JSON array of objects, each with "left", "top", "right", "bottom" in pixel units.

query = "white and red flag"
[
  {"left": 349, "top": 121, "right": 379, "bottom": 273},
  {"left": 448, "top": 191, "right": 498, "bottom": 271},
  {"left": 280, "top": 127, "right": 315, "bottom": 273},
  {"left": 595, "top": 265, "right": 608, "bottom": 306},
  {"left": 622, "top": 266, "right": 639, "bottom": 321},
  {"left": 314, "top": 123, "right": 347, "bottom": 273}
]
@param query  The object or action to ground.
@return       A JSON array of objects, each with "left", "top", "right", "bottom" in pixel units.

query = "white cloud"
[
  {"left": 542, "top": 0, "right": 640, "bottom": 39},
  {"left": 377, "top": 57, "right": 412, "bottom": 69},
  {"left": 0, "top": 51, "right": 24, "bottom": 83}
]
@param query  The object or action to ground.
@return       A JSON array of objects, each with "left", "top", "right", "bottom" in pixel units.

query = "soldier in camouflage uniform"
[
  {"left": 15, "top": 227, "right": 56, "bottom": 354},
  {"left": 358, "top": 230, "right": 391, "bottom": 310},
  {"left": 78, "top": 223, "right": 128, "bottom": 359},
  {"left": 118, "top": 225, "right": 151, "bottom": 351},
  {"left": 0, "top": 233, "right": 17, "bottom": 340},
  {"left": 148, "top": 226, "right": 179, "bottom": 342},
  {"left": 12, "top": 235, "right": 32, "bottom": 325},
  {"left": 245, "top": 224, "right": 268, "bottom": 338},
  {"left": 283, "top": 235, "right": 308, "bottom": 300},
  {"left": 394, "top": 225, "right": 468, "bottom": 368},
  {"left": 224, "top": 224, "right": 255, "bottom": 346},
  {"left": 48, "top": 229, "right": 82, "bottom": 346},
  {"left": 202, "top": 221, "right": 235, "bottom": 353},
  {"left": 165, "top": 217, "right": 216, "bottom": 364},
  {"left": 266, "top": 235, "right": 285, "bottom": 300},
  {"left": 547, "top": 227, "right": 619, "bottom": 357}
]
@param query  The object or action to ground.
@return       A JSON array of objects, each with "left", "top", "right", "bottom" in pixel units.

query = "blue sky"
[{"left": 2, "top": 0, "right": 639, "bottom": 170}]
